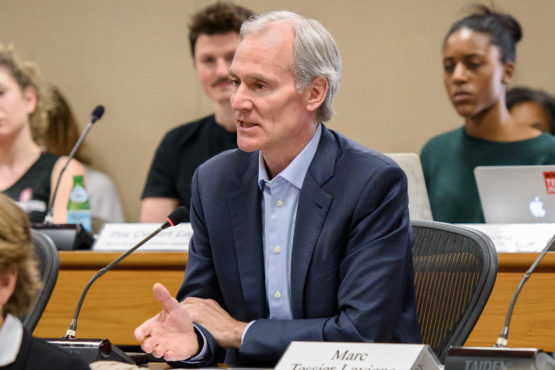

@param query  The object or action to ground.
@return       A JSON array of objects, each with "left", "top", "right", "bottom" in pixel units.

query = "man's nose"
[{"left": 231, "top": 84, "right": 253, "bottom": 111}]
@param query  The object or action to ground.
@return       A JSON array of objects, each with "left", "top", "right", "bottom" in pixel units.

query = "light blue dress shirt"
[{"left": 256, "top": 123, "right": 322, "bottom": 320}]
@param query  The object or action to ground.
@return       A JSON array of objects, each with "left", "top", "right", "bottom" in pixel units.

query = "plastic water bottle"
[{"left": 67, "top": 175, "right": 92, "bottom": 232}]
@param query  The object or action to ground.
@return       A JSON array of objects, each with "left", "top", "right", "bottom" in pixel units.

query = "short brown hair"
[
  {"left": 188, "top": 1, "right": 253, "bottom": 58},
  {"left": 0, "top": 193, "right": 42, "bottom": 318}
]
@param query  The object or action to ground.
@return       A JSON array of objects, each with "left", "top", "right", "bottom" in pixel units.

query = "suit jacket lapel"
[
  {"left": 228, "top": 154, "right": 267, "bottom": 320},
  {"left": 290, "top": 126, "right": 337, "bottom": 318}
]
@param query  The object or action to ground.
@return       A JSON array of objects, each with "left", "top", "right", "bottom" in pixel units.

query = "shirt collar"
[
  {"left": 0, "top": 314, "right": 24, "bottom": 366},
  {"left": 258, "top": 123, "right": 322, "bottom": 190}
]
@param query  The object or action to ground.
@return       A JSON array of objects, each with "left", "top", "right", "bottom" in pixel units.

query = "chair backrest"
[
  {"left": 21, "top": 230, "right": 60, "bottom": 332},
  {"left": 411, "top": 220, "right": 498, "bottom": 363},
  {"left": 385, "top": 153, "right": 433, "bottom": 221}
]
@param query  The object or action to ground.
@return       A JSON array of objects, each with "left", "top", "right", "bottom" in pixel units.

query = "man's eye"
[{"left": 443, "top": 63, "right": 455, "bottom": 73}]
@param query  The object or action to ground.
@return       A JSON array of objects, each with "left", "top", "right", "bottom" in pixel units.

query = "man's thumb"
[{"left": 153, "top": 283, "right": 178, "bottom": 310}]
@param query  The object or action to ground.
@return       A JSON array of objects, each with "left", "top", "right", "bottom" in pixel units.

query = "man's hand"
[
  {"left": 182, "top": 297, "right": 248, "bottom": 349},
  {"left": 134, "top": 283, "right": 199, "bottom": 361}
]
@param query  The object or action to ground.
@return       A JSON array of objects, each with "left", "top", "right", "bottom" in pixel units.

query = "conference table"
[{"left": 34, "top": 250, "right": 555, "bottom": 352}]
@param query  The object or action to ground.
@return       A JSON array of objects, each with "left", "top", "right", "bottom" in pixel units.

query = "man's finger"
[
  {"left": 141, "top": 335, "right": 155, "bottom": 354},
  {"left": 134, "top": 325, "right": 146, "bottom": 342},
  {"left": 182, "top": 296, "right": 202, "bottom": 303},
  {"left": 134, "top": 318, "right": 152, "bottom": 342},
  {"left": 164, "top": 350, "right": 178, "bottom": 362},
  {"left": 151, "top": 343, "right": 166, "bottom": 358},
  {"left": 153, "top": 283, "right": 179, "bottom": 310}
]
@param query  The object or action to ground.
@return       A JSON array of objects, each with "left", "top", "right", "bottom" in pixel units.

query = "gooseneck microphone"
[
  {"left": 44, "top": 105, "right": 105, "bottom": 224},
  {"left": 445, "top": 233, "right": 555, "bottom": 368},
  {"left": 64, "top": 206, "right": 189, "bottom": 338},
  {"left": 49, "top": 206, "right": 189, "bottom": 364},
  {"left": 495, "top": 233, "right": 555, "bottom": 347}
]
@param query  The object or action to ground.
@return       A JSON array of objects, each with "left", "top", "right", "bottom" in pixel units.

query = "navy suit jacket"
[{"left": 176, "top": 125, "right": 421, "bottom": 367}]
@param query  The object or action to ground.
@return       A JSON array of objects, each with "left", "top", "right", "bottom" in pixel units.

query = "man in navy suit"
[{"left": 135, "top": 10, "right": 421, "bottom": 367}]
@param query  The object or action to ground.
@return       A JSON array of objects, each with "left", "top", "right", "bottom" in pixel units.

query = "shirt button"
[
  {"left": 274, "top": 245, "right": 281, "bottom": 254},
  {"left": 274, "top": 291, "right": 281, "bottom": 299},
  {"left": 276, "top": 200, "right": 283, "bottom": 207}
]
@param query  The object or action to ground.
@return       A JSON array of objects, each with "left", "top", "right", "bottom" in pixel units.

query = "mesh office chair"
[
  {"left": 21, "top": 230, "right": 60, "bottom": 332},
  {"left": 411, "top": 220, "right": 498, "bottom": 363}
]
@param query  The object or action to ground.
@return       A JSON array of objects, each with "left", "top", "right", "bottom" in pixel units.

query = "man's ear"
[
  {"left": 305, "top": 76, "right": 328, "bottom": 113},
  {"left": 22, "top": 86, "right": 38, "bottom": 115},
  {"left": 502, "top": 61, "right": 515, "bottom": 85}
]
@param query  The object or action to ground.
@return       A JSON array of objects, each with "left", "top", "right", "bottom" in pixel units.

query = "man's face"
[
  {"left": 193, "top": 32, "right": 241, "bottom": 104},
  {"left": 229, "top": 23, "right": 316, "bottom": 161}
]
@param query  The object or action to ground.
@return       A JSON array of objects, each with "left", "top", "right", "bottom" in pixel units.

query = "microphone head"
[
  {"left": 166, "top": 206, "right": 189, "bottom": 227},
  {"left": 91, "top": 105, "right": 105, "bottom": 123}
]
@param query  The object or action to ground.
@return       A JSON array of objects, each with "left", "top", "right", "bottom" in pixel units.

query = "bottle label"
[
  {"left": 67, "top": 210, "right": 92, "bottom": 232},
  {"left": 69, "top": 186, "right": 88, "bottom": 203}
]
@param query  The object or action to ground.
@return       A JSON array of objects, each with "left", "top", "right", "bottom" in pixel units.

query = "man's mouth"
[{"left": 238, "top": 119, "right": 257, "bottom": 128}]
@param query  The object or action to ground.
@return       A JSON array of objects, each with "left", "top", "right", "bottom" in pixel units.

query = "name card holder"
[
  {"left": 275, "top": 341, "right": 441, "bottom": 370},
  {"left": 446, "top": 346, "right": 555, "bottom": 370},
  {"left": 94, "top": 223, "right": 192, "bottom": 251}
]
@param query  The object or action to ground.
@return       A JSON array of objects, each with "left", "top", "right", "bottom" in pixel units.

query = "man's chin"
[{"left": 237, "top": 140, "right": 260, "bottom": 153}]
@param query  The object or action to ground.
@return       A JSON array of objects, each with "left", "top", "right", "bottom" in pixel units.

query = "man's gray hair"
[{"left": 240, "top": 10, "right": 342, "bottom": 122}]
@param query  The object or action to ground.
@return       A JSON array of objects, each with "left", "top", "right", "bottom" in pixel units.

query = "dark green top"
[{"left": 421, "top": 127, "right": 555, "bottom": 223}]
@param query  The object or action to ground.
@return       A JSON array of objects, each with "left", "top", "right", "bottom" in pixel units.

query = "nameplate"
[
  {"left": 94, "top": 223, "right": 192, "bottom": 251},
  {"left": 275, "top": 341, "right": 441, "bottom": 370}
]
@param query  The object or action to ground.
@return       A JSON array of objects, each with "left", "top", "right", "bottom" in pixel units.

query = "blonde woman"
[{"left": 0, "top": 46, "right": 85, "bottom": 223}]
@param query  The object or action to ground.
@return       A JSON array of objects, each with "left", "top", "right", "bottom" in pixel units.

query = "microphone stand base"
[
  {"left": 446, "top": 346, "right": 555, "bottom": 370},
  {"left": 47, "top": 338, "right": 147, "bottom": 365}
]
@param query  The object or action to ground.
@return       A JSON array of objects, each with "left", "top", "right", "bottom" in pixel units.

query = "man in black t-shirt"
[{"left": 140, "top": 2, "right": 253, "bottom": 222}]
